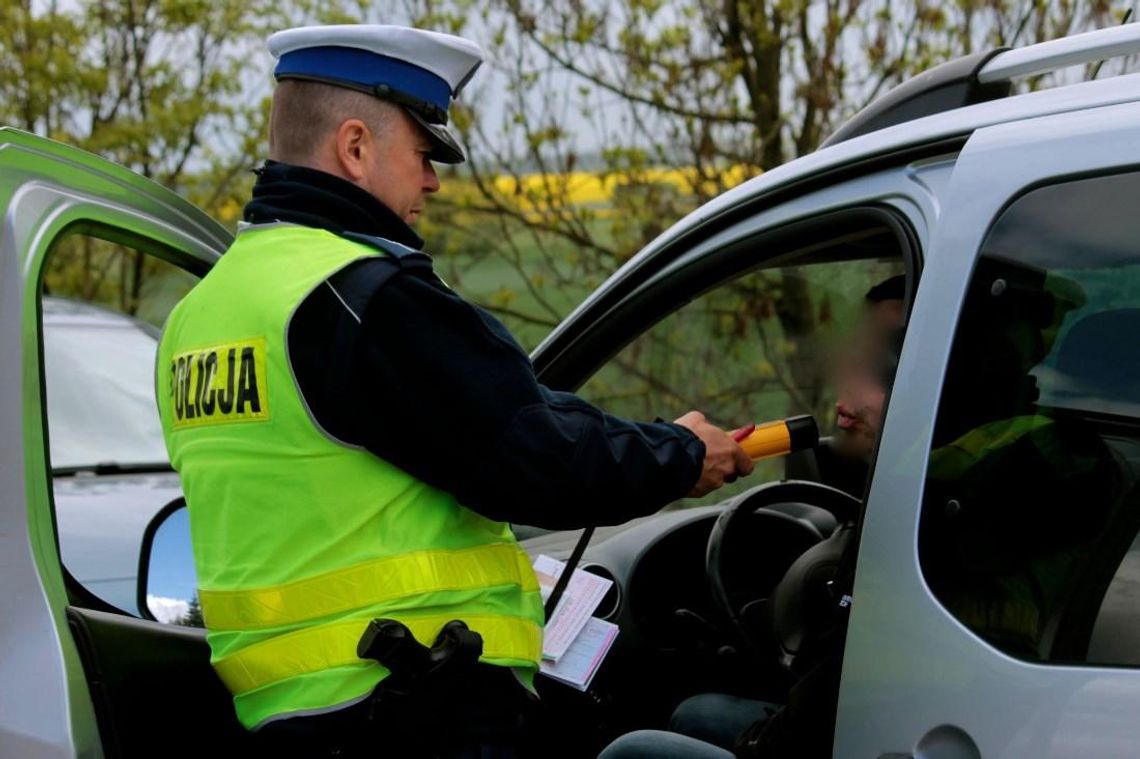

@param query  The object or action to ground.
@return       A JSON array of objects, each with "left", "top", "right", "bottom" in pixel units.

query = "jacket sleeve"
[{"left": 293, "top": 259, "right": 705, "bottom": 529}]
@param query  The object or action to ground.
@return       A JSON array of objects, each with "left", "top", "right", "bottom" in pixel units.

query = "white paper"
[
  {"left": 539, "top": 616, "right": 619, "bottom": 691},
  {"left": 533, "top": 554, "right": 613, "bottom": 661}
]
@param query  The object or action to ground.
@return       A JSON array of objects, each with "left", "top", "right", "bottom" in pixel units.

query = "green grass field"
[{"left": 432, "top": 231, "right": 600, "bottom": 351}]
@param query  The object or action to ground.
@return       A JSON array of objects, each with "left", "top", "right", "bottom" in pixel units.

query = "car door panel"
[{"left": 66, "top": 607, "right": 265, "bottom": 756}]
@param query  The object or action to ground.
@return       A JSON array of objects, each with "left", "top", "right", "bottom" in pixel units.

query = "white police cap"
[{"left": 268, "top": 25, "right": 484, "bottom": 164}]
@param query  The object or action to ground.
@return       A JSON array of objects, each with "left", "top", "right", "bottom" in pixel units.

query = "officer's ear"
[{"left": 333, "top": 118, "right": 371, "bottom": 184}]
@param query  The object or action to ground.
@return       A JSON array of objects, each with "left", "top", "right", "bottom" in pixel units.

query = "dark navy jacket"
[{"left": 245, "top": 161, "right": 704, "bottom": 529}]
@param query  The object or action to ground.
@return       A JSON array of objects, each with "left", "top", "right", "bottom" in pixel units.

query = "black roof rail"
[{"left": 821, "top": 49, "right": 1011, "bottom": 148}]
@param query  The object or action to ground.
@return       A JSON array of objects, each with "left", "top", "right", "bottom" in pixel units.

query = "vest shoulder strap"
[
  {"left": 328, "top": 231, "right": 436, "bottom": 317},
  {"left": 339, "top": 230, "right": 433, "bottom": 265}
]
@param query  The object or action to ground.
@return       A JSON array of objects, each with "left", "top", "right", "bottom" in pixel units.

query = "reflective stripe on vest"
[
  {"left": 199, "top": 542, "right": 538, "bottom": 630},
  {"left": 214, "top": 613, "right": 543, "bottom": 695}
]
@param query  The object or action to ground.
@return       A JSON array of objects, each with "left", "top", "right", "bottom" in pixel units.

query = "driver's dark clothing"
[
  {"left": 597, "top": 657, "right": 840, "bottom": 759},
  {"left": 247, "top": 161, "right": 705, "bottom": 531},
  {"left": 670, "top": 694, "right": 775, "bottom": 749},
  {"left": 731, "top": 656, "right": 841, "bottom": 759}
]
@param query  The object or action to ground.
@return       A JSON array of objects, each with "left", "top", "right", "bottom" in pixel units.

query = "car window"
[
  {"left": 919, "top": 171, "right": 1140, "bottom": 665},
  {"left": 41, "top": 232, "right": 198, "bottom": 617},
  {"left": 42, "top": 299, "right": 168, "bottom": 470},
  {"left": 577, "top": 227, "right": 906, "bottom": 505}
]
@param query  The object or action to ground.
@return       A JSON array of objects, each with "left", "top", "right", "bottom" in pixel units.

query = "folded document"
[
  {"left": 533, "top": 554, "right": 619, "bottom": 691},
  {"left": 533, "top": 554, "right": 613, "bottom": 662},
  {"left": 539, "top": 616, "right": 619, "bottom": 691}
]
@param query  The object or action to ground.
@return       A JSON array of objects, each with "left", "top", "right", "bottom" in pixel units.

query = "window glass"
[
  {"left": 42, "top": 233, "right": 198, "bottom": 618},
  {"left": 920, "top": 172, "right": 1140, "bottom": 665},
  {"left": 578, "top": 228, "right": 905, "bottom": 505},
  {"left": 42, "top": 299, "right": 168, "bottom": 470}
]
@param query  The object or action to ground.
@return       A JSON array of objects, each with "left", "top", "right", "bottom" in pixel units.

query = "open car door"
[{"left": 0, "top": 128, "right": 231, "bottom": 758}]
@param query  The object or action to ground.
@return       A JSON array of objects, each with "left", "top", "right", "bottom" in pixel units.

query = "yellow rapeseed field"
[{"left": 441, "top": 164, "right": 756, "bottom": 220}]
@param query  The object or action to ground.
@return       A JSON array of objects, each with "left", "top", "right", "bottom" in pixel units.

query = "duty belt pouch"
[{"left": 357, "top": 619, "right": 484, "bottom": 749}]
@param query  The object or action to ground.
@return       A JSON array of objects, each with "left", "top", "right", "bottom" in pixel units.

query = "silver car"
[{"left": 5, "top": 24, "right": 1140, "bottom": 759}]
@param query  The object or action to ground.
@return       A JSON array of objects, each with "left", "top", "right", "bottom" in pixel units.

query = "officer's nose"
[{"left": 423, "top": 159, "right": 441, "bottom": 194}]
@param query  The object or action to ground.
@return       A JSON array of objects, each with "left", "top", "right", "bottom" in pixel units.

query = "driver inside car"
[
  {"left": 597, "top": 275, "right": 906, "bottom": 759},
  {"left": 794, "top": 274, "right": 906, "bottom": 497}
]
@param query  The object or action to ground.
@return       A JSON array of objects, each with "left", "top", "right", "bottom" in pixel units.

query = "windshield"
[{"left": 42, "top": 298, "right": 169, "bottom": 471}]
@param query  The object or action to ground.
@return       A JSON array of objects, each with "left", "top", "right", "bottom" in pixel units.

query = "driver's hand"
[{"left": 674, "top": 411, "right": 754, "bottom": 497}]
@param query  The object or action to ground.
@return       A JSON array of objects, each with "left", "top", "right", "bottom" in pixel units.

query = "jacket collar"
[{"left": 243, "top": 160, "right": 424, "bottom": 250}]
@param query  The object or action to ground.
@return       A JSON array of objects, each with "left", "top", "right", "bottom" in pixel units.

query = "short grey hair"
[{"left": 268, "top": 80, "right": 399, "bottom": 163}]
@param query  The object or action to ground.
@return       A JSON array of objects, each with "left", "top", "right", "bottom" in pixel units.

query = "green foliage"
[
  {"left": 1, "top": 0, "right": 282, "bottom": 212},
  {"left": 2, "top": 0, "right": 367, "bottom": 313},
  {"left": 579, "top": 258, "right": 904, "bottom": 426},
  {"left": 43, "top": 234, "right": 198, "bottom": 323}
]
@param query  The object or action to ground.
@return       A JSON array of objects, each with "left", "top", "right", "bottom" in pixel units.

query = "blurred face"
[
  {"left": 360, "top": 109, "right": 441, "bottom": 225},
  {"left": 833, "top": 299, "right": 904, "bottom": 462}
]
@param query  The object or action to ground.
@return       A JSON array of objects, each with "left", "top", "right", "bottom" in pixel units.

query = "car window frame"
[
  {"left": 535, "top": 204, "right": 922, "bottom": 394},
  {"left": 34, "top": 223, "right": 207, "bottom": 617}
]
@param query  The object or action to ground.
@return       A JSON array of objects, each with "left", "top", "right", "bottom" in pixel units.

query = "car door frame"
[
  {"left": 531, "top": 153, "right": 953, "bottom": 392},
  {"left": 0, "top": 128, "right": 228, "bottom": 758},
  {"left": 835, "top": 99, "right": 1140, "bottom": 759}
]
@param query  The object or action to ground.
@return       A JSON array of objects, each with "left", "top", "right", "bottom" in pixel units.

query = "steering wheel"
[{"left": 706, "top": 480, "right": 859, "bottom": 671}]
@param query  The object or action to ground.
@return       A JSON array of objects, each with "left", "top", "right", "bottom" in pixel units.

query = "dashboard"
[
  {"left": 522, "top": 497, "right": 836, "bottom": 655},
  {"left": 518, "top": 489, "right": 840, "bottom": 746}
]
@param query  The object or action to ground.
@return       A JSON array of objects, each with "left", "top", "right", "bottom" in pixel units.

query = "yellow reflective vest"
[{"left": 156, "top": 224, "right": 544, "bottom": 730}]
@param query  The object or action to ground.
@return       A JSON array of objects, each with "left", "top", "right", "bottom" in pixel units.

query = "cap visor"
[{"left": 407, "top": 109, "right": 465, "bottom": 164}]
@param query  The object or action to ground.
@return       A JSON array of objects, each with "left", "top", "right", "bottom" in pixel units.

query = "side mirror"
[{"left": 137, "top": 498, "right": 202, "bottom": 626}]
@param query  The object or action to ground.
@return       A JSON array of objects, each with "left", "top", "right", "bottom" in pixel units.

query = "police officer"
[{"left": 155, "top": 24, "right": 753, "bottom": 758}]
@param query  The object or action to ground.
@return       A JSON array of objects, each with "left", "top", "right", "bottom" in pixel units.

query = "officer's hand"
[{"left": 674, "top": 411, "right": 754, "bottom": 497}]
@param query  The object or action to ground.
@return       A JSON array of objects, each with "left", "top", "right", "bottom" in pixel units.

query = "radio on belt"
[{"left": 736, "top": 415, "right": 819, "bottom": 460}]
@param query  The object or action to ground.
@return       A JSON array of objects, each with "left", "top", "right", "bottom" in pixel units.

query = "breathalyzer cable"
[{"left": 543, "top": 526, "right": 594, "bottom": 620}]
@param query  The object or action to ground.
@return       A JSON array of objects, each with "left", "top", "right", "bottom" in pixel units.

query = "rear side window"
[{"left": 919, "top": 171, "right": 1140, "bottom": 665}]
